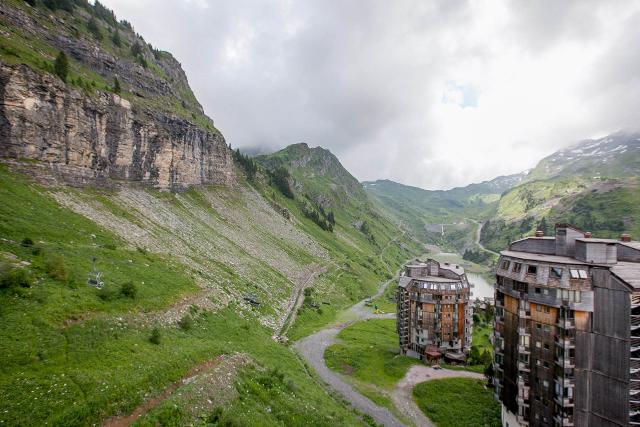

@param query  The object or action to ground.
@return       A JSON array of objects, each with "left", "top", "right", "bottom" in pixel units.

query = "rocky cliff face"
[
  {"left": 0, "top": 1, "right": 234, "bottom": 191},
  {"left": 0, "top": 64, "right": 233, "bottom": 190}
]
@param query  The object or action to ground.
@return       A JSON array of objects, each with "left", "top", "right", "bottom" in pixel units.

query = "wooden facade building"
[
  {"left": 397, "top": 259, "right": 473, "bottom": 361},
  {"left": 494, "top": 224, "right": 640, "bottom": 427}
]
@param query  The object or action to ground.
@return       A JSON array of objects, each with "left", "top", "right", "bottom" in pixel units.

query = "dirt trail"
[
  {"left": 274, "top": 264, "right": 326, "bottom": 340},
  {"left": 101, "top": 355, "right": 226, "bottom": 427}
]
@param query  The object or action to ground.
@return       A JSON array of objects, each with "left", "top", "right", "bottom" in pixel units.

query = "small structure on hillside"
[{"left": 396, "top": 259, "right": 473, "bottom": 363}]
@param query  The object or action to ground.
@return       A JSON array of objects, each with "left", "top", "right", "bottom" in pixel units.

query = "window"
[
  {"left": 561, "top": 290, "right": 581, "bottom": 303},
  {"left": 544, "top": 306, "right": 551, "bottom": 313},
  {"left": 536, "top": 341, "right": 541, "bottom": 348},
  {"left": 501, "top": 260, "right": 511, "bottom": 270},
  {"left": 514, "top": 262, "right": 522, "bottom": 273},
  {"left": 543, "top": 324, "right": 551, "bottom": 333},
  {"left": 543, "top": 288, "right": 549, "bottom": 296},
  {"left": 570, "top": 269, "right": 588, "bottom": 279},
  {"left": 544, "top": 343, "right": 550, "bottom": 350},
  {"left": 536, "top": 323, "right": 542, "bottom": 330},
  {"left": 543, "top": 380, "right": 549, "bottom": 388},
  {"left": 536, "top": 304, "right": 542, "bottom": 312},
  {"left": 527, "top": 265, "right": 538, "bottom": 275},
  {"left": 535, "top": 287, "right": 541, "bottom": 294},
  {"left": 551, "top": 267, "right": 563, "bottom": 278}
]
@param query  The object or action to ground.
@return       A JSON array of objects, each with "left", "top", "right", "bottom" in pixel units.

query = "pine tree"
[
  {"left": 53, "top": 51, "right": 69, "bottom": 83},
  {"left": 87, "top": 17, "right": 102, "bottom": 40},
  {"left": 112, "top": 29, "right": 121, "bottom": 47},
  {"left": 113, "top": 77, "right": 121, "bottom": 94}
]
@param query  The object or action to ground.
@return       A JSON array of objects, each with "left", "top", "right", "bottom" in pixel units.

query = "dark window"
[
  {"left": 535, "top": 287, "right": 541, "bottom": 294},
  {"left": 501, "top": 260, "right": 511, "bottom": 270},
  {"left": 551, "top": 267, "right": 563, "bottom": 278},
  {"left": 527, "top": 265, "right": 538, "bottom": 275},
  {"left": 514, "top": 262, "right": 522, "bottom": 273}
]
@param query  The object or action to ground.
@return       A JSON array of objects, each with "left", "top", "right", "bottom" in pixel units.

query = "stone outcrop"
[{"left": 0, "top": 64, "right": 234, "bottom": 190}]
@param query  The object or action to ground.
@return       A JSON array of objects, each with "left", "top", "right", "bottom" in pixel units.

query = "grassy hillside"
[
  {"left": 0, "top": 156, "right": 422, "bottom": 425},
  {"left": 480, "top": 133, "right": 640, "bottom": 252},
  {"left": 362, "top": 174, "right": 525, "bottom": 254}
]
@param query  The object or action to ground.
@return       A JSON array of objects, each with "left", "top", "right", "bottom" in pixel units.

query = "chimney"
[
  {"left": 535, "top": 230, "right": 544, "bottom": 237},
  {"left": 621, "top": 233, "right": 632, "bottom": 242},
  {"left": 584, "top": 232, "right": 592, "bottom": 238}
]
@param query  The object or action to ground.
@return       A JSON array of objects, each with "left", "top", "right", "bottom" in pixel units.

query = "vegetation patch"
[
  {"left": 412, "top": 378, "right": 500, "bottom": 427},
  {"left": 325, "top": 319, "right": 420, "bottom": 389}
]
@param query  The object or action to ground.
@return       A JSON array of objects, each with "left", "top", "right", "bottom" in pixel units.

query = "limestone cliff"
[{"left": 0, "top": 1, "right": 234, "bottom": 190}]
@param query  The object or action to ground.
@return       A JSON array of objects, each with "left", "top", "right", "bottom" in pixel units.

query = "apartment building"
[
  {"left": 493, "top": 224, "right": 640, "bottom": 427},
  {"left": 397, "top": 259, "right": 473, "bottom": 362}
]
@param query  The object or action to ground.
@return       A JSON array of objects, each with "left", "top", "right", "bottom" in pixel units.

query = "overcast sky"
[{"left": 102, "top": 0, "right": 640, "bottom": 190}]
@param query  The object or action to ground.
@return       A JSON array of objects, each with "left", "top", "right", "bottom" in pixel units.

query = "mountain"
[
  {"left": 0, "top": 0, "right": 232, "bottom": 190},
  {"left": 526, "top": 132, "right": 640, "bottom": 181},
  {"left": 363, "top": 172, "right": 527, "bottom": 251},
  {"left": 0, "top": 2, "right": 421, "bottom": 425},
  {"left": 256, "top": 142, "right": 367, "bottom": 207},
  {"left": 481, "top": 132, "right": 640, "bottom": 251}
]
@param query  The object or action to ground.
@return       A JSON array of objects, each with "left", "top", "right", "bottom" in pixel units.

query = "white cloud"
[{"left": 101, "top": 0, "right": 640, "bottom": 189}]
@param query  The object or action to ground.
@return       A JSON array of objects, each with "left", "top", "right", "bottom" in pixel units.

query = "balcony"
[
  {"left": 518, "top": 361, "right": 531, "bottom": 372},
  {"left": 554, "top": 335, "right": 575, "bottom": 349},
  {"left": 553, "top": 414, "right": 574, "bottom": 427},
  {"left": 556, "top": 356, "right": 576, "bottom": 369},
  {"left": 557, "top": 318, "right": 575, "bottom": 330},
  {"left": 519, "top": 309, "right": 531, "bottom": 319},
  {"left": 518, "top": 345, "right": 531, "bottom": 354},
  {"left": 555, "top": 395, "right": 574, "bottom": 407}
]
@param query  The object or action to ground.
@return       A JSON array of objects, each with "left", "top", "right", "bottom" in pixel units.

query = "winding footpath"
[
  {"left": 294, "top": 264, "right": 486, "bottom": 427},
  {"left": 294, "top": 278, "right": 405, "bottom": 427}
]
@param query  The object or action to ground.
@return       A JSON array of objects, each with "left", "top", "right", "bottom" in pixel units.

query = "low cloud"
[{"left": 103, "top": 0, "right": 640, "bottom": 189}]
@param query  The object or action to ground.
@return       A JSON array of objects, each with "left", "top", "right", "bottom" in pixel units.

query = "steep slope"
[
  {"left": 0, "top": 2, "right": 422, "bottom": 426},
  {"left": 0, "top": 0, "right": 232, "bottom": 190},
  {"left": 363, "top": 172, "right": 526, "bottom": 251},
  {"left": 481, "top": 132, "right": 640, "bottom": 251}
]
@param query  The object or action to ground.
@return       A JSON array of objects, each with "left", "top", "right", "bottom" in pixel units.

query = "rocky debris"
[
  {"left": 0, "top": 64, "right": 234, "bottom": 191},
  {"left": 50, "top": 182, "right": 328, "bottom": 330}
]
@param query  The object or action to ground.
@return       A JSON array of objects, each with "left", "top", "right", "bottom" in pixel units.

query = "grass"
[
  {"left": 0, "top": 166, "right": 367, "bottom": 425},
  {"left": 412, "top": 378, "right": 500, "bottom": 427},
  {"left": 325, "top": 319, "right": 420, "bottom": 389}
]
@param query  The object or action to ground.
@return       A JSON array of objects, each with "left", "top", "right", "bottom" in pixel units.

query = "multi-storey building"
[
  {"left": 397, "top": 259, "right": 473, "bottom": 362},
  {"left": 493, "top": 224, "right": 640, "bottom": 427}
]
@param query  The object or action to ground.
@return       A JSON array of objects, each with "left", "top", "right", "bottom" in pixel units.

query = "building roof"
[
  {"left": 575, "top": 238, "right": 619, "bottom": 244},
  {"left": 510, "top": 236, "right": 555, "bottom": 245},
  {"left": 439, "top": 263, "right": 465, "bottom": 274},
  {"left": 500, "top": 250, "right": 608, "bottom": 266},
  {"left": 611, "top": 262, "right": 640, "bottom": 289},
  {"left": 620, "top": 241, "right": 640, "bottom": 251}
]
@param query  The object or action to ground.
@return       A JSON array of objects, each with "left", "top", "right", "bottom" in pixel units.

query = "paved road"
[
  {"left": 294, "top": 279, "right": 406, "bottom": 427},
  {"left": 467, "top": 218, "right": 499, "bottom": 256}
]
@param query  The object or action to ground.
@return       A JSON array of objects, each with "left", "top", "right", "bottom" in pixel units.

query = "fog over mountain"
[{"left": 102, "top": 0, "right": 640, "bottom": 189}]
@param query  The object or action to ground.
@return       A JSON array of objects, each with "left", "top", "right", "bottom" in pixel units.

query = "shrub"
[
  {"left": 177, "top": 314, "right": 192, "bottom": 331},
  {"left": 53, "top": 51, "right": 69, "bottom": 83},
  {"left": 149, "top": 327, "right": 162, "bottom": 345},
  {"left": 0, "top": 268, "right": 32, "bottom": 290},
  {"left": 45, "top": 253, "right": 68, "bottom": 281},
  {"left": 120, "top": 280, "right": 137, "bottom": 298},
  {"left": 113, "top": 77, "right": 121, "bottom": 94},
  {"left": 96, "top": 285, "right": 118, "bottom": 301},
  {"left": 21, "top": 237, "right": 34, "bottom": 247},
  {"left": 87, "top": 17, "right": 102, "bottom": 40},
  {"left": 43, "top": 0, "right": 74, "bottom": 12},
  {"left": 111, "top": 29, "right": 121, "bottom": 47}
]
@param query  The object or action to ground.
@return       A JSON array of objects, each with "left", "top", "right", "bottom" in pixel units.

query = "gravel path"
[
  {"left": 294, "top": 277, "right": 405, "bottom": 427},
  {"left": 391, "top": 366, "right": 485, "bottom": 427},
  {"left": 295, "top": 263, "right": 488, "bottom": 427}
]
